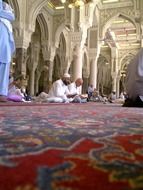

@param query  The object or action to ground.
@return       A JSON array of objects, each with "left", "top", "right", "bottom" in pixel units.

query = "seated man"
[
  {"left": 47, "top": 73, "right": 71, "bottom": 103},
  {"left": 108, "top": 91, "right": 116, "bottom": 103},
  {"left": 123, "top": 48, "right": 143, "bottom": 107},
  {"left": 87, "top": 84, "right": 94, "bottom": 100},
  {"left": 67, "top": 78, "right": 87, "bottom": 103},
  {"left": 90, "top": 88, "right": 103, "bottom": 102}
]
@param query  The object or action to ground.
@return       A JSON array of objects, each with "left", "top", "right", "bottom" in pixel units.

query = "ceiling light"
[
  {"left": 131, "top": 43, "right": 140, "bottom": 46},
  {"left": 61, "top": 0, "right": 66, "bottom": 3},
  {"left": 117, "top": 34, "right": 126, "bottom": 37},
  {"left": 103, "top": 0, "right": 119, "bottom": 3},
  {"left": 68, "top": 0, "right": 84, "bottom": 8},
  {"left": 55, "top": 6, "right": 64, "bottom": 9},
  {"left": 128, "top": 33, "right": 136, "bottom": 36},
  {"left": 67, "top": 0, "right": 92, "bottom": 8}
]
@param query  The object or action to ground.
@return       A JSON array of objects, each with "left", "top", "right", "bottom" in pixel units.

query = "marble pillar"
[
  {"left": 72, "top": 45, "right": 83, "bottom": 80},
  {"left": 112, "top": 74, "right": 117, "bottom": 93},
  {"left": 15, "top": 48, "right": 27, "bottom": 76},
  {"left": 90, "top": 58, "right": 97, "bottom": 89},
  {"left": 29, "top": 69, "right": 35, "bottom": 96}
]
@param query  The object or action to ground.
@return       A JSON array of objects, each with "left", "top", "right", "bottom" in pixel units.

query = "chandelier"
[{"left": 61, "top": 0, "right": 92, "bottom": 8}]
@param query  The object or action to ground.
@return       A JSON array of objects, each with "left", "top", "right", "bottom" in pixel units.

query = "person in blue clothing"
[{"left": 0, "top": 0, "right": 15, "bottom": 102}]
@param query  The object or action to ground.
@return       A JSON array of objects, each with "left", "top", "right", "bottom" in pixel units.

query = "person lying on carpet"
[
  {"left": 67, "top": 78, "right": 87, "bottom": 103},
  {"left": 123, "top": 48, "right": 143, "bottom": 107}
]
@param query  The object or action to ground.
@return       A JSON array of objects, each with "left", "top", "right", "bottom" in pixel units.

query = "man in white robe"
[
  {"left": 0, "top": 1, "right": 15, "bottom": 102},
  {"left": 68, "top": 78, "right": 87, "bottom": 103},
  {"left": 47, "top": 73, "right": 71, "bottom": 103}
]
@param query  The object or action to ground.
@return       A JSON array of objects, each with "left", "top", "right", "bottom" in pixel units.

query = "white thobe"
[
  {"left": 68, "top": 82, "right": 80, "bottom": 95},
  {"left": 48, "top": 79, "right": 69, "bottom": 102}
]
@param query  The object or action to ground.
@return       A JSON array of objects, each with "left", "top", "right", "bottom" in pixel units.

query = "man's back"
[{"left": 126, "top": 48, "right": 143, "bottom": 100}]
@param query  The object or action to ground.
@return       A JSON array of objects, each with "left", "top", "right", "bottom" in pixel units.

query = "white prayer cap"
[{"left": 63, "top": 73, "right": 70, "bottom": 78}]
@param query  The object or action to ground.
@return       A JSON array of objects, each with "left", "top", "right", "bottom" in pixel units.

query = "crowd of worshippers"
[
  {"left": 87, "top": 85, "right": 125, "bottom": 104},
  {"left": 6, "top": 72, "right": 88, "bottom": 103},
  {"left": 1, "top": 0, "right": 143, "bottom": 107},
  {"left": 1, "top": 47, "right": 143, "bottom": 106},
  {"left": 6, "top": 71, "right": 125, "bottom": 104},
  {"left": 35, "top": 73, "right": 87, "bottom": 103},
  {"left": 2, "top": 45, "right": 143, "bottom": 106}
]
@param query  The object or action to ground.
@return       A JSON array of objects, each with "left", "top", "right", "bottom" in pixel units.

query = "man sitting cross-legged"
[
  {"left": 47, "top": 73, "right": 71, "bottom": 103},
  {"left": 67, "top": 78, "right": 87, "bottom": 103}
]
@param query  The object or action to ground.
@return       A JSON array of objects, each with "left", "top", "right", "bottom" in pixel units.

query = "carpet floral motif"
[{"left": 0, "top": 103, "right": 143, "bottom": 190}]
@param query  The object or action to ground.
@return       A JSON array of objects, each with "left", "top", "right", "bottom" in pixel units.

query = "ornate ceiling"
[{"left": 48, "top": 0, "right": 139, "bottom": 48}]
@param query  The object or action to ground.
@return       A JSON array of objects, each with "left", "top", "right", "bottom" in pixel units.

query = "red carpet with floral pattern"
[{"left": 0, "top": 102, "right": 143, "bottom": 190}]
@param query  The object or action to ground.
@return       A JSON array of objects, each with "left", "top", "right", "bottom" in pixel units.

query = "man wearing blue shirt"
[{"left": 0, "top": 0, "right": 15, "bottom": 102}]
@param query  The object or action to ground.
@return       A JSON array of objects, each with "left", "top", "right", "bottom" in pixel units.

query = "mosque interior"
[{"left": 8, "top": 0, "right": 143, "bottom": 97}]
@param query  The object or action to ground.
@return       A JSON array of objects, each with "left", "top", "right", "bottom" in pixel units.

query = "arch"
[
  {"left": 82, "top": 48, "right": 90, "bottom": 77},
  {"left": 120, "top": 53, "right": 135, "bottom": 71},
  {"left": 92, "top": 6, "right": 99, "bottom": 27},
  {"left": 55, "top": 23, "right": 69, "bottom": 49},
  {"left": 97, "top": 54, "right": 112, "bottom": 94},
  {"left": 37, "top": 13, "right": 49, "bottom": 41},
  {"left": 54, "top": 23, "right": 70, "bottom": 71},
  {"left": 101, "top": 13, "right": 140, "bottom": 39},
  {"left": 52, "top": 54, "right": 62, "bottom": 82},
  {"left": 98, "top": 53, "right": 110, "bottom": 65},
  {"left": 28, "top": 0, "right": 48, "bottom": 32}
]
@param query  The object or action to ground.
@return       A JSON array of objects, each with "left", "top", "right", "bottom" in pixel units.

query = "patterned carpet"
[{"left": 0, "top": 102, "right": 143, "bottom": 190}]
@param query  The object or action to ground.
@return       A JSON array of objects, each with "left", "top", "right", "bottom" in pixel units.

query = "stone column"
[
  {"left": 29, "top": 69, "right": 35, "bottom": 95},
  {"left": 35, "top": 70, "right": 41, "bottom": 95},
  {"left": 141, "top": 24, "right": 143, "bottom": 47},
  {"left": 28, "top": 42, "right": 40, "bottom": 96},
  {"left": 42, "top": 43, "right": 52, "bottom": 92},
  {"left": 47, "top": 47, "right": 56, "bottom": 85},
  {"left": 72, "top": 45, "right": 83, "bottom": 80},
  {"left": 111, "top": 73, "right": 118, "bottom": 96},
  {"left": 14, "top": 27, "right": 34, "bottom": 77},
  {"left": 69, "top": 2, "right": 96, "bottom": 82},
  {"left": 15, "top": 48, "right": 27, "bottom": 76},
  {"left": 116, "top": 76, "right": 120, "bottom": 98},
  {"left": 111, "top": 47, "right": 119, "bottom": 94},
  {"left": 88, "top": 47, "right": 101, "bottom": 89},
  {"left": 90, "top": 58, "right": 98, "bottom": 88},
  {"left": 82, "top": 76, "right": 89, "bottom": 94}
]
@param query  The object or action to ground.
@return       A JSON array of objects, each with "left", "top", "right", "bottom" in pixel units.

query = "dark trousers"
[{"left": 123, "top": 96, "right": 143, "bottom": 107}]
